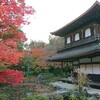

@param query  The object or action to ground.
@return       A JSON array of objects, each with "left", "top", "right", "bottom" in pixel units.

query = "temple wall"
[
  {"left": 92, "top": 56, "right": 100, "bottom": 62},
  {"left": 94, "top": 23, "right": 100, "bottom": 35},
  {"left": 86, "top": 64, "right": 93, "bottom": 74},
  {"left": 79, "top": 58, "right": 91, "bottom": 63},
  {"left": 73, "top": 61, "right": 78, "bottom": 65},
  {"left": 65, "top": 23, "right": 95, "bottom": 45},
  {"left": 80, "top": 64, "right": 100, "bottom": 74},
  {"left": 92, "top": 64, "right": 100, "bottom": 74},
  {"left": 79, "top": 57, "right": 100, "bottom": 63}
]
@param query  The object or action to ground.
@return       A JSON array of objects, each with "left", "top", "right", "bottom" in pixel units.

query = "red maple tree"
[
  {"left": 0, "top": 0, "right": 34, "bottom": 85},
  {"left": 0, "top": 69, "right": 24, "bottom": 85}
]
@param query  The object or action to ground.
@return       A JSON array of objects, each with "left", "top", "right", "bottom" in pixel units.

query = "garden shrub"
[
  {"left": 39, "top": 72, "right": 60, "bottom": 83},
  {"left": 52, "top": 94, "right": 63, "bottom": 100},
  {"left": 47, "top": 94, "right": 63, "bottom": 100},
  {"left": 48, "top": 65, "right": 73, "bottom": 77},
  {"left": 23, "top": 94, "right": 48, "bottom": 100},
  {"left": 0, "top": 93, "right": 7, "bottom": 100}
]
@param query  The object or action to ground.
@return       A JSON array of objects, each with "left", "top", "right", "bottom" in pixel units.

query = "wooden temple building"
[{"left": 48, "top": 1, "right": 100, "bottom": 88}]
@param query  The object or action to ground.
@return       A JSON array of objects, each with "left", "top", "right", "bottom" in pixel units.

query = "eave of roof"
[
  {"left": 48, "top": 43, "right": 100, "bottom": 61},
  {"left": 51, "top": 1, "right": 100, "bottom": 37}
]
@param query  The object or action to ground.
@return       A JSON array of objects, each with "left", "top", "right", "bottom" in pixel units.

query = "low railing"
[{"left": 58, "top": 35, "right": 100, "bottom": 51}]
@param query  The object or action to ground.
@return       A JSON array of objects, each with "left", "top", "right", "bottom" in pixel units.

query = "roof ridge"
[
  {"left": 51, "top": 1, "right": 100, "bottom": 36},
  {"left": 94, "top": 1, "right": 100, "bottom": 5}
]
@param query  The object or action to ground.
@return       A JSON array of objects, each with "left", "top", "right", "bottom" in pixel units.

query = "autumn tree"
[
  {"left": 29, "top": 37, "right": 64, "bottom": 70},
  {"left": 0, "top": 0, "right": 34, "bottom": 85},
  {"left": 29, "top": 40, "right": 48, "bottom": 70}
]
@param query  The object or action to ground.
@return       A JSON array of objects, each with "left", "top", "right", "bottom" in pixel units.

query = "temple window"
[
  {"left": 67, "top": 36, "right": 71, "bottom": 44},
  {"left": 75, "top": 33, "right": 80, "bottom": 41},
  {"left": 85, "top": 28, "right": 91, "bottom": 37}
]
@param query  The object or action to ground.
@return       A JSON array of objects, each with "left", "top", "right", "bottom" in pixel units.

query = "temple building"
[{"left": 48, "top": 1, "right": 100, "bottom": 87}]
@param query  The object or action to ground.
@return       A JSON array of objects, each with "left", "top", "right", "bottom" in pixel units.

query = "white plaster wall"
[
  {"left": 86, "top": 65, "right": 93, "bottom": 74},
  {"left": 80, "top": 64, "right": 100, "bottom": 74},
  {"left": 80, "top": 65, "right": 86, "bottom": 73},
  {"left": 80, "top": 64, "right": 93, "bottom": 74},
  {"left": 93, "top": 64, "right": 100, "bottom": 74}
]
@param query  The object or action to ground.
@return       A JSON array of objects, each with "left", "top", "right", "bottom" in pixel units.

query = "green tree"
[
  {"left": 45, "top": 35, "right": 64, "bottom": 57},
  {"left": 30, "top": 40, "right": 46, "bottom": 48},
  {"left": 19, "top": 54, "right": 34, "bottom": 77}
]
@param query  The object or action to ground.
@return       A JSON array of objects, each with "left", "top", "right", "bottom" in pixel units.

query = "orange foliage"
[{"left": 31, "top": 47, "right": 47, "bottom": 68}]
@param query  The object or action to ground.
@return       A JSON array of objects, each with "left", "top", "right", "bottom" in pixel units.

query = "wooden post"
[
  {"left": 78, "top": 59, "right": 80, "bottom": 68},
  {"left": 91, "top": 57, "right": 93, "bottom": 74}
]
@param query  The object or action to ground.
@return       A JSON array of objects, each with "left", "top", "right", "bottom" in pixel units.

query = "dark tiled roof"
[
  {"left": 51, "top": 1, "right": 100, "bottom": 37},
  {"left": 48, "top": 43, "right": 100, "bottom": 61}
]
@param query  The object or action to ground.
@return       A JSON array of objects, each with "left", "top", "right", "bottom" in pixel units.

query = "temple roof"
[
  {"left": 48, "top": 43, "right": 100, "bottom": 61},
  {"left": 51, "top": 1, "right": 100, "bottom": 37}
]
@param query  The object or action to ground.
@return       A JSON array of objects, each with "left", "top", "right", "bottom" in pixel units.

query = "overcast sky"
[{"left": 23, "top": 0, "right": 99, "bottom": 43}]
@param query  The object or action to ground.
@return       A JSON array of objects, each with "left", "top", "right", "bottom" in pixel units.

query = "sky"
[{"left": 23, "top": 0, "right": 100, "bottom": 43}]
